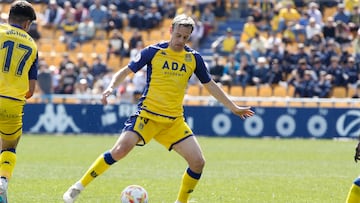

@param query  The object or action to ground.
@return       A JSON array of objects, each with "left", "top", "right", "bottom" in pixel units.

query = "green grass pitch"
[{"left": 8, "top": 135, "right": 359, "bottom": 202}]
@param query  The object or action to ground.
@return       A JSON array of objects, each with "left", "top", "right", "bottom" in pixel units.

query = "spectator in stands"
[
  {"left": 305, "top": 17, "right": 322, "bottom": 44},
  {"left": 75, "top": 53, "right": 89, "bottom": 70},
  {"left": 313, "top": 71, "right": 332, "bottom": 98},
  {"left": 128, "top": 29, "right": 144, "bottom": 51},
  {"left": 162, "top": 0, "right": 177, "bottom": 19},
  {"left": 353, "top": 29, "right": 360, "bottom": 63},
  {"left": 209, "top": 54, "right": 224, "bottom": 83},
  {"left": 349, "top": 5, "right": 360, "bottom": 32},
  {"left": 90, "top": 54, "right": 108, "bottom": 80},
  {"left": 322, "top": 16, "right": 336, "bottom": 40},
  {"left": 278, "top": 2, "right": 301, "bottom": 32},
  {"left": 74, "top": 2, "right": 89, "bottom": 23},
  {"left": 293, "top": 70, "right": 317, "bottom": 97},
  {"left": 249, "top": 32, "right": 266, "bottom": 59},
  {"left": 267, "top": 58, "right": 284, "bottom": 87},
  {"left": 323, "top": 39, "right": 340, "bottom": 66},
  {"left": 234, "top": 42, "right": 253, "bottom": 65},
  {"left": 221, "top": 54, "right": 240, "bottom": 93},
  {"left": 344, "top": 57, "right": 360, "bottom": 89},
  {"left": 293, "top": 43, "right": 310, "bottom": 64},
  {"left": 211, "top": 27, "right": 237, "bottom": 56},
  {"left": 312, "top": 57, "right": 327, "bottom": 79},
  {"left": 105, "top": 4, "right": 124, "bottom": 37},
  {"left": 249, "top": 6, "right": 266, "bottom": 31},
  {"left": 57, "top": 63, "right": 77, "bottom": 94},
  {"left": 258, "top": 0, "right": 274, "bottom": 29},
  {"left": 241, "top": 16, "right": 258, "bottom": 43},
  {"left": 327, "top": 56, "right": 347, "bottom": 87},
  {"left": 42, "top": 0, "right": 64, "bottom": 29},
  {"left": 307, "top": 2, "right": 323, "bottom": 26},
  {"left": 129, "top": 41, "right": 144, "bottom": 63},
  {"left": 37, "top": 61, "right": 53, "bottom": 103},
  {"left": 145, "top": 3, "right": 163, "bottom": 30},
  {"left": 265, "top": 31, "right": 283, "bottom": 51},
  {"left": 106, "top": 30, "right": 127, "bottom": 66},
  {"left": 77, "top": 67, "right": 94, "bottom": 89},
  {"left": 27, "top": 21, "right": 41, "bottom": 42},
  {"left": 333, "top": 3, "right": 350, "bottom": 24},
  {"left": 307, "top": 33, "right": 326, "bottom": 50},
  {"left": 76, "top": 15, "right": 96, "bottom": 45},
  {"left": 251, "top": 56, "right": 269, "bottom": 87},
  {"left": 60, "top": 13, "right": 78, "bottom": 50},
  {"left": 200, "top": 4, "right": 216, "bottom": 38},
  {"left": 89, "top": 0, "right": 108, "bottom": 30},
  {"left": 212, "top": 0, "right": 227, "bottom": 18},
  {"left": 127, "top": 7, "right": 146, "bottom": 30},
  {"left": 75, "top": 78, "right": 93, "bottom": 104},
  {"left": 288, "top": 58, "right": 311, "bottom": 88},
  {"left": 334, "top": 20, "right": 353, "bottom": 45},
  {"left": 61, "top": 1, "right": 76, "bottom": 24},
  {"left": 59, "top": 52, "right": 74, "bottom": 73},
  {"left": 236, "top": 55, "right": 254, "bottom": 88},
  {"left": 190, "top": 16, "right": 204, "bottom": 50},
  {"left": 266, "top": 42, "right": 284, "bottom": 65}
]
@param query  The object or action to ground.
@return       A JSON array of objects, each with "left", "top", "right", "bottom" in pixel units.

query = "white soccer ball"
[{"left": 120, "top": 185, "right": 149, "bottom": 203}]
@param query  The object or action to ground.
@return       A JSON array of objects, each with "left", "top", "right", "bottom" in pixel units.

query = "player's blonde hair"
[{"left": 171, "top": 14, "right": 195, "bottom": 33}]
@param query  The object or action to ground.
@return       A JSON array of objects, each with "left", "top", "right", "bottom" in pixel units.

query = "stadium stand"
[{"left": 1, "top": 0, "right": 359, "bottom": 108}]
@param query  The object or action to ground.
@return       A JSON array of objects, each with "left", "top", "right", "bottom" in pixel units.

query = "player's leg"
[
  {"left": 172, "top": 136, "right": 205, "bottom": 203},
  {"left": 63, "top": 131, "right": 140, "bottom": 203},
  {"left": 0, "top": 98, "right": 25, "bottom": 203},
  {"left": 346, "top": 177, "right": 360, "bottom": 202}
]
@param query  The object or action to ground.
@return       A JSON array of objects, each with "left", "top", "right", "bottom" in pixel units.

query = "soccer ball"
[{"left": 120, "top": 185, "right": 149, "bottom": 203}]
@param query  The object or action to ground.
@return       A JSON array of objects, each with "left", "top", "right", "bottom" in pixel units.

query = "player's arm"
[
  {"left": 102, "top": 66, "right": 133, "bottom": 105},
  {"left": 25, "top": 79, "right": 36, "bottom": 99},
  {"left": 202, "top": 80, "right": 254, "bottom": 119}
]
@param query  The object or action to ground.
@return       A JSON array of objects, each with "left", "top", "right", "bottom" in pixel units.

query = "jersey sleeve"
[
  {"left": 193, "top": 53, "right": 211, "bottom": 84},
  {"left": 28, "top": 53, "right": 38, "bottom": 80},
  {"left": 128, "top": 46, "right": 157, "bottom": 73}
]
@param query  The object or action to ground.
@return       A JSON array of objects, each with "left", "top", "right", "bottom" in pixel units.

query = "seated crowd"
[
  {"left": 1, "top": 0, "right": 359, "bottom": 104},
  {"left": 209, "top": 0, "right": 360, "bottom": 99}
]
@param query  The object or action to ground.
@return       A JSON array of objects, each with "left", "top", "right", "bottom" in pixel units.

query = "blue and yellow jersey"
[
  {"left": 128, "top": 42, "right": 211, "bottom": 118},
  {"left": 0, "top": 23, "right": 38, "bottom": 101}
]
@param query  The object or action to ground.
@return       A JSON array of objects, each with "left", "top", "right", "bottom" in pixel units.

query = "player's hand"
[
  {"left": 354, "top": 140, "right": 360, "bottom": 163},
  {"left": 101, "top": 87, "right": 113, "bottom": 105},
  {"left": 232, "top": 106, "right": 255, "bottom": 119}
]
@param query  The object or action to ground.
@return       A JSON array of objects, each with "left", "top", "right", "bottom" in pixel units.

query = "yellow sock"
[
  {"left": 0, "top": 149, "right": 17, "bottom": 180},
  {"left": 79, "top": 151, "right": 116, "bottom": 187},
  {"left": 347, "top": 181, "right": 360, "bottom": 203},
  {"left": 176, "top": 168, "right": 201, "bottom": 203}
]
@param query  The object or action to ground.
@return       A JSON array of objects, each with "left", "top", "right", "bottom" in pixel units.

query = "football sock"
[
  {"left": 0, "top": 149, "right": 16, "bottom": 180},
  {"left": 176, "top": 167, "right": 202, "bottom": 203},
  {"left": 79, "top": 151, "right": 116, "bottom": 187},
  {"left": 346, "top": 177, "right": 360, "bottom": 203}
]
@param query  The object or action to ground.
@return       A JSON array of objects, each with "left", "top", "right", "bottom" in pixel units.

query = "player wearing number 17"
[{"left": 0, "top": 1, "right": 38, "bottom": 202}]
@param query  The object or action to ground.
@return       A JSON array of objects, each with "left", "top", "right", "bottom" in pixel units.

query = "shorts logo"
[{"left": 90, "top": 171, "right": 98, "bottom": 178}]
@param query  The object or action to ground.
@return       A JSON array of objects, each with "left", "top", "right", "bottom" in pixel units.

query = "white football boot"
[
  {"left": 63, "top": 182, "right": 84, "bottom": 203},
  {"left": 0, "top": 178, "right": 8, "bottom": 203}
]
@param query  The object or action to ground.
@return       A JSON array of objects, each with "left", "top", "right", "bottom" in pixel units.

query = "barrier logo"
[{"left": 336, "top": 110, "right": 360, "bottom": 137}]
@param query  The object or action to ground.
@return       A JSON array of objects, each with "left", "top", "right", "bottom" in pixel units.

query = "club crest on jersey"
[
  {"left": 185, "top": 54, "right": 192, "bottom": 62},
  {"left": 162, "top": 61, "right": 186, "bottom": 72}
]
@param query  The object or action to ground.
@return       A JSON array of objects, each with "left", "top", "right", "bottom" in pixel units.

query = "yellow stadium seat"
[{"left": 331, "top": 87, "right": 347, "bottom": 98}]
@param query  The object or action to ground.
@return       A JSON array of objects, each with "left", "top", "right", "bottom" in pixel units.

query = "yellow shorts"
[
  {"left": 123, "top": 110, "right": 193, "bottom": 150},
  {"left": 0, "top": 97, "right": 25, "bottom": 141}
]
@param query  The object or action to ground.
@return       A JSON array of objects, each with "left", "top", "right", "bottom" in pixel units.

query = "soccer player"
[
  {"left": 346, "top": 140, "right": 360, "bottom": 202},
  {"left": 63, "top": 14, "right": 254, "bottom": 203},
  {"left": 0, "top": 1, "right": 38, "bottom": 202}
]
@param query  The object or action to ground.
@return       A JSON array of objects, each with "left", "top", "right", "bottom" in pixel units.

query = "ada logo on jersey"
[{"left": 162, "top": 61, "right": 187, "bottom": 72}]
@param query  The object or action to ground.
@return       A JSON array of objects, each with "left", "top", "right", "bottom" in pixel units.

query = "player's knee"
[{"left": 190, "top": 156, "right": 205, "bottom": 172}]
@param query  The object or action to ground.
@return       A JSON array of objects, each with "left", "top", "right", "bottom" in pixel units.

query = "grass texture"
[{"left": 7, "top": 135, "right": 359, "bottom": 203}]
